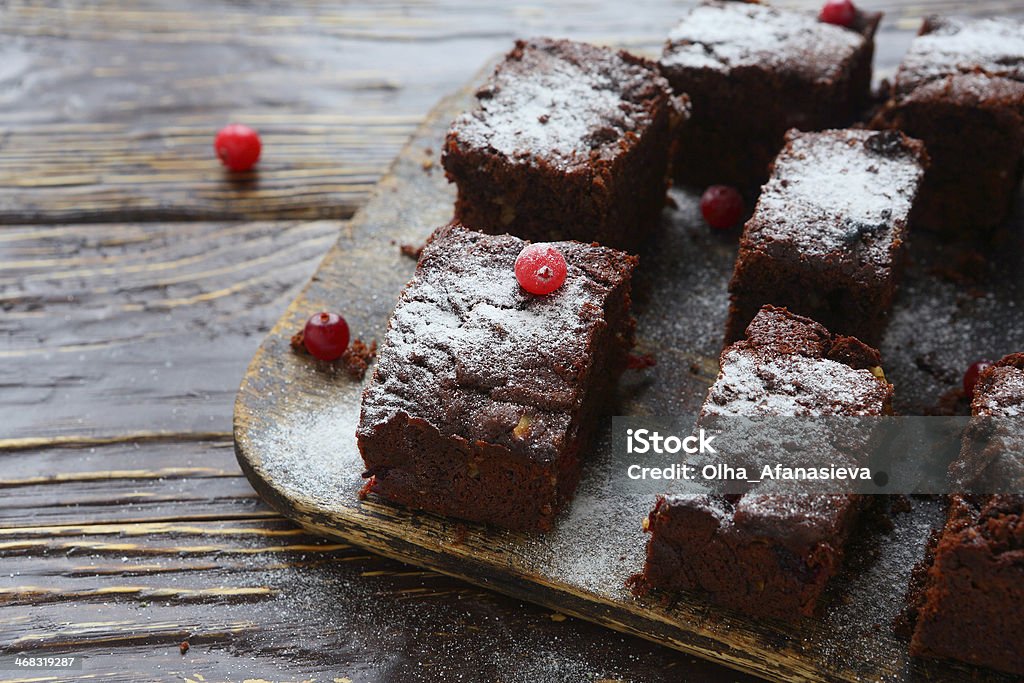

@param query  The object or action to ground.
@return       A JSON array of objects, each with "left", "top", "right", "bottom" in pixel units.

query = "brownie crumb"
[
  {"left": 624, "top": 572, "right": 647, "bottom": 596},
  {"left": 400, "top": 243, "right": 424, "bottom": 260},
  {"left": 290, "top": 329, "right": 305, "bottom": 352},
  {"left": 626, "top": 352, "right": 656, "bottom": 370},
  {"left": 179, "top": 641, "right": 189, "bottom": 655},
  {"left": 340, "top": 339, "right": 377, "bottom": 380},
  {"left": 421, "top": 158, "right": 434, "bottom": 172},
  {"left": 357, "top": 476, "right": 376, "bottom": 500}
]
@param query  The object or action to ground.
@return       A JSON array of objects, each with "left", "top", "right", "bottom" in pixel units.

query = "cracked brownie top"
[
  {"left": 448, "top": 38, "right": 680, "bottom": 171},
  {"left": 661, "top": 1, "right": 868, "bottom": 83},
  {"left": 359, "top": 223, "right": 636, "bottom": 461}
]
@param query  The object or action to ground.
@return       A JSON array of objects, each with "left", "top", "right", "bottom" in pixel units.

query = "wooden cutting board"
[{"left": 233, "top": 73, "right": 1024, "bottom": 682}]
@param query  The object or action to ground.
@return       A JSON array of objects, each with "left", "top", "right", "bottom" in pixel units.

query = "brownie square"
[
  {"left": 871, "top": 17, "right": 1024, "bottom": 234},
  {"left": 442, "top": 38, "right": 687, "bottom": 252},
  {"left": 660, "top": 0, "right": 881, "bottom": 189},
  {"left": 726, "top": 129, "right": 928, "bottom": 347},
  {"left": 906, "top": 354, "right": 1024, "bottom": 676},
  {"left": 357, "top": 224, "right": 637, "bottom": 532},
  {"left": 634, "top": 306, "right": 893, "bottom": 620}
]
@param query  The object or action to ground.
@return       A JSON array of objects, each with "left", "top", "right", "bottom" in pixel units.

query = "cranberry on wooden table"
[{"left": 214, "top": 123, "right": 262, "bottom": 171}]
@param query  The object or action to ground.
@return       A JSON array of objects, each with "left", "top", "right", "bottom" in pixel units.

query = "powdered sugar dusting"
[
  {"left": 451, "top": 39, "right": 662, "bottom": 169},
  {"left": 705, "top": 348, "right": 888, "bottom": 418},
  {"left": 361, "top": 225, "right": 629, "bottom": 459},
  {"left": 524, "top": 438, "right": 651, "bottom": 596},
  {"left": 897, "top": 16, "right": 1024, "bottom": 93},
  {"left": 751, "top": 129, "right": 925, "bottom": 266},
  {"left": 662, "top": 1, "right": 862, "bottom": 81},
  {"left": 252, "top": 389, "right": 366, "bottom": 508},
  {"left": 977, "top": 365, "right": 1024, "bottom": 418}
]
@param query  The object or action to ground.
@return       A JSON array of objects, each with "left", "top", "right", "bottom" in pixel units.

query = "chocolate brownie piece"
[
  {"left": 442, "top": 38, "right": 687, "bottom": 252},
  {"left": 908, "top": 354, "right": 1024, "bottom": 676},
  {"left": 726, "top": 129, "right": 928, "bottom": 346},
  {"left": 871, "top": 17, "right": 1024, "bottom": 234},
  {"left": 635, "top": 306, "right": 893, "bottom": 620},
  {"left": 357, "top": 224, "right": 637, "bottom": 532},
  {"left": 660, "top": 0, "right": 881, "bottom": 189}
]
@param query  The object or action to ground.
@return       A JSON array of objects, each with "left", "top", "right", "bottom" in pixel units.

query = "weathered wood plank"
[
  {"left": 2, "top": 0, "right": 1017, "bottom": 224},
  {"left": 0, "top": 514, "right": 755, "bottom": 682},
  {"left": 0, "top": 120, "right": 415, "bottom": 224},
  {"left": 0, "top": 220, "right": 337, "bottom": 441},
  {"left": 0, "top": 442, "right": 270, "bottom": 528}
]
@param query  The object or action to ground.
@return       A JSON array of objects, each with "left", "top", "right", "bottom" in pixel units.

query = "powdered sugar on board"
[{"left": 249, "top": 382, "right": 365, "bottom": 507}]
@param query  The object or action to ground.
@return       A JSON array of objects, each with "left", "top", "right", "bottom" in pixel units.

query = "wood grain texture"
[{"left": 0, "top": 219, "right": 338, "bottom": 440}]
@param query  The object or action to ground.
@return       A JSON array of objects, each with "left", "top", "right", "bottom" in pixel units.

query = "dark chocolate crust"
[
  {"left": 357, "top": 224, "right": 637, "bottom": 532},
  {"left": 907, "top": 354, "right": 1024, "bottom": 676},
  {"left": 726, "top": 128, "right": 928, "bottom": 346},
  {"left": 635, "top": 306, "right": 893, "bottom": 620},
  {"left": 660, "top": 0, "right": 881, "bottom": 189},
  {"left": 871, "top": 16, "right": 1024, "bottom": 234},
  {"left": 442, "top": 38, "right": 687, "bottom": 251}
]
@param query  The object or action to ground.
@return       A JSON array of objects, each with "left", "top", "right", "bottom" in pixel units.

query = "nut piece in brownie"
[
  {"left": 871, "top": 17, "right": 1024, "bottom": 234},
  {"left": 635, "top": 305, "right": 893, "bottom": 620},
  {"left": 442, "top": 38, "right": 687, "bottom": 252},
  {"left": 357, "top": 224, "right": 637, "bottom": 532},
  {"left": 726, "top": 129, "right": 928, "bottom": 347},
  {"left": 907, "top": 354, "right": 1024, "bottom": 676},
  {"left": 660, "top": 0, "right": 881, "bottom": 189}
]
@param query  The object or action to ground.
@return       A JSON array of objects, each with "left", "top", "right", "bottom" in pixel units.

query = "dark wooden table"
[{"left": 1, "top": 1, "right": 1016, "bottom": 681}]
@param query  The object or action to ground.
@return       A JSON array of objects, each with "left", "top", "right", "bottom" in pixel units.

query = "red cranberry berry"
[
  {"left": 303, "top": 312, "right": 350, "bottom": 361},
  {"left": 963, "top": 360, "right": 993, "bottom": 400},
  {"left": 819, "top": 0, "right": 856, "bottom": 27},
  {"left": 214, "top": 124, "right": 262, "bottom": 171},
  {"left": 700, "top": 185, "right": 745, "bottom": 229},
  {"left": 515, "top": 243, "right": 567, "bottom": 295}
]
